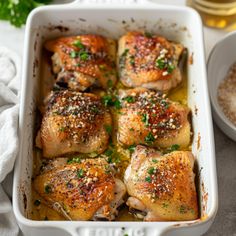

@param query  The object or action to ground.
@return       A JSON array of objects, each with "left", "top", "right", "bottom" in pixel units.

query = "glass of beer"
[{"left": 187, "top": 0, "right": 236, "bottom": 30}]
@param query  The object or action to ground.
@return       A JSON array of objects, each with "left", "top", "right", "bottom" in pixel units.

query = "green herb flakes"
[
  {"left": 104, "top": 149, "right": 113, "bottom": 157},
  {"left": 145, "top": 132, "right": 155, "bottom": 144},
  {"left": 123, "top": 96, "right": 135, "bottom": 103},
  {"left": 145, "top": 176, "right": 152, "bottom": 183},
  {"left": 104, "top": 125, "right": 112, "bottom": 135},
  {"left": 164, "top": 144, "right": 180, "bottom": 154},
  {"left": 114, "top": 100, "right": 122, "bottom": 109},
  {"left": 147, "top": 167, "right": 155, "bottom": 175},
  {"left": 152, "top": 159, "right": 158, "bottom": 163},
  {"left": 77, "top": 169, "right": 84, "bottom": 178},
  {"left": 128, "top": 144, "right": 136, "bottom": 153},
  {"left": 79, "top": 51, "right": 89, "bottom": 61},
  {"left": 107, "top": 79, "right": 113, "bottom": 88},
  {"left": 167, "top": 64, "right": 176, "bottom": 74},
  {"left": 141, "top": 113, "right": 149, "bottom": 127},
  {"left": 59, "top": 127, "right": 65, "bottom": 132},
  {"left": 44, "top": 185, "right": 52, "bottom": 194},
  {"left": 156, "top": 59, "right": 165, "bottom": 70},
  {"left": 122, "top": 49, "right": 129, "bottom": 57},
  {"left": 70, "top": 51, "right": 77, "bottom": 58},
  {"left": 73, "top": 40, "right": 85, "bottom": 49},
  {"left": 144, "top": 32, "right": 153, "bottom": 38},
  {"left": 34, "top": 199, "right": 41, "bottom": 206},
  {"left": 67, "top": 157, "right": 81, "bottom": 164}
]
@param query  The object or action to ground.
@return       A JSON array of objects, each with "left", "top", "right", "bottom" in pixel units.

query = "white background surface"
[{"left": 0, "top": 0, "right": 235, "bottom": 236}]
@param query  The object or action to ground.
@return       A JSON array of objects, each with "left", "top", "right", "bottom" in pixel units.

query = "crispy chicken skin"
[
  {"left": 45, "top": 35, "right": 117, "bottom": 91},
  {"left": 124, "top": 145, "right": 198, "bottom": 221},
  {"left": 36, "top": 90, "right": 112, "bottom": 158},
  {"left": 117, "top": 88, "right": 191, "bottom": 149},
  {"left": 118, "top": 31, "right": 185, "bottom": 91},
  {"left": 34, "top": 158, "right": 126, "bottom": 221}
]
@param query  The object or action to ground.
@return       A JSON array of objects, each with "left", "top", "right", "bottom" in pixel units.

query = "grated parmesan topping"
[{"left": 218, "top": 62, "right": 236, "bottom": 126}]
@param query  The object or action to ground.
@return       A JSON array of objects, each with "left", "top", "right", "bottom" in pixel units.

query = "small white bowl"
[{"left": 208, "top": 31, "right": 236, "bottom": 141}]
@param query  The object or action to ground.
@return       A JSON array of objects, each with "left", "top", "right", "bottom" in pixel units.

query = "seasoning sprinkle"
[{"left": 218, "top": 62, "right": 236, "bottom": 126}]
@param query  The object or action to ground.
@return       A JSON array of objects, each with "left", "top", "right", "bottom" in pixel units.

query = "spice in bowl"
[{"left": 217, "top": 62, "right": 236, "bottom": 126}]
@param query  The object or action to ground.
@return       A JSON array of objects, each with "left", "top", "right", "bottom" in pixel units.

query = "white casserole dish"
[{"left": 13, "top": 1, "right": 218, "bottom": 235}]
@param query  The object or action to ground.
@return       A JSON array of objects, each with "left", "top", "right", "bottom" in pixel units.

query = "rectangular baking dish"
[{"left": 13, "top": 1, "right": 218, "bottom": 235}]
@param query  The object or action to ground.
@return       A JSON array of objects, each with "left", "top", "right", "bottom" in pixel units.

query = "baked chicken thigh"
[
  {"left": 124, "top": 145, "right": 198, "bottom": 221},
  {"left": 34, "top": 158, "right": 126, "bottom": 220},
  {"left": 36, "top": 90, "right": 112, "bottom": 158},
  {"left": 118, "top": 31, "right": 185, "bottom": 91},
  {"left": 117, "top": 88, "right": 190, "bottom": 149},
  {"left": 45, "top": 35, "right": 117, "bottom": 91}
]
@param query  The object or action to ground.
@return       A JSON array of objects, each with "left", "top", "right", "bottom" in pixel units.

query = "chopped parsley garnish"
[
  {"left": 155, "top": 57, "right": 176, "bottom": 74},
  {"left": 104, "top": 149, "right": 113, "bottom": 157},
  {"left": 160, "top": 100, "right": 169, "bottom": 108},
  {"left": 152, "top": 159, "right": 158, "bottom": 163},
  {"left": 70, "top": 51, "right": 77, "bottom": 58},
  {"left": 123, "top": 96, "right": 135, "bottom": 103},
  {"left": 164, "top": 144, "right": 180, "bottom": 154},
  {"left": 88, "top": 152, "right": 98, "bottom": 158},
  {"left": 141, "top": 113, "right": 149, "bottom": 127},
  {"left": 79, "top": 51, "right": 89, "bottom": 60},
  {"left": 34, "top": 199, "right": 41, "bottom": 206},
  {"left": 73, "top": 40, "right": 85, "bottom": 49},
  {"left": 129, "top": 55, "right": 135, "bottom": 65},
  {"left": 59, "top": 127, "right": 65, "bottom": 132},
  {"left": 128, "top": 144, "right": 136, "bottom": 153},
  {"left": 67, "top": 157, "right": 81, "bottom": 164},
  {"left": 77, "top": 169, "right": 84, "bottom": 178},
  {"left": 145, "top": 176, "right": 152, "bottom": 183},
  {"left": 102, "top": 95, "right": 121, "bottom": 109},
  {"left": 170, "top": 144, "right": 180, "bottom": 151},
  {"left": 144, "top": 32, "right": 153, "bottom": 38},
  {"left": 147, "top": 167, "right": 155, "bottom": 175},
  {"left": 104, "top": 125, "right": 112, "bottom": 135},
  {"left": 44, "top": 185, "right": 52, "bottom": 194},
  {"left": 91, "top": 106, "right": 99, "bottom": 114},
  {"left": 114, "top": 100, "right": 122, "bottom": 109},
  {"left": 145, "top": 132, "right": 155, "bottom": 144},
  {"left": 107, "top": 79, "right": 113, "bottom": 88},
  {"left": 156, "top": 59, "right": 165, "bottom": 69},
  {"left": 167, "top": 64, "right": 176, "bottom": 73},
  {"left": 122, "top": 49, "right": 129, "bottom": 57},
  {"left": 102, "top": 95, "right": 114, "bottom": 107}
]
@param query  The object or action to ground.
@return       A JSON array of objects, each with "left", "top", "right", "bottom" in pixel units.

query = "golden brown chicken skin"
[
  {"left": 124, "top": 145, "right": 198, "bottom": 221},
  {"left": 116, "top": 88, "right": 191, "bottom": 149},
  {"left": 34, "top": 158, "right": 126, "bottom": 221},
  {"left": 45, "top": 35, "right": 117, "bottom": 91},
  {"left": 36, "top": 90, "right": 112, "bottom": 158},
  {"left": 118, "top": 32, "right": 185, "bottom": 91}
]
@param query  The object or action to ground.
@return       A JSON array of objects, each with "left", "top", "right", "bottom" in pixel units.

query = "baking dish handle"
[
  {"left": 71, "top": 0, "right": 160, "bottom": 5},
  {"left": 60, "top": 225, "right": 169, "bottom": 236}
]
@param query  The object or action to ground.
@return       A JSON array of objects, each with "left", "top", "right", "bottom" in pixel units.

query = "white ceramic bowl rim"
[{"left": 207, "top": 31, "right": 236, "bottom": 133}]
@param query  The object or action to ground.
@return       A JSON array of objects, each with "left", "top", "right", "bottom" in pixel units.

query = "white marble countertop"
[{"left": 0, "top": 1, "right": 235, "bottom": 235}]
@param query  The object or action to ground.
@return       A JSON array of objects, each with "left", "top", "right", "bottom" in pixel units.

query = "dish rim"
[{"left": 13, "top": 2, "right": 218, "bottom": 235}]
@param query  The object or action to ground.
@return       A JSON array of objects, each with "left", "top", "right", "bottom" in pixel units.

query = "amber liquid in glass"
[{"left": 187, "top": 0, "right": 236, "bottom": 30}]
